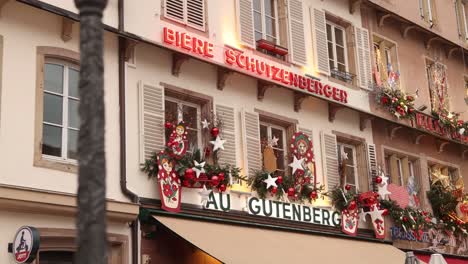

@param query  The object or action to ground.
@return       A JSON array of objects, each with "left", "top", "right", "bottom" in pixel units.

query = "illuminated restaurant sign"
[
  {"left": 162, "top": 27, "right": 349, "bottom": 104},
  {"left": 414, "top": 113, "right": 468, "bottom": 143}
]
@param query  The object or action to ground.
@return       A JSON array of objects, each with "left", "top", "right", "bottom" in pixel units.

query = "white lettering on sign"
[{"left": 247, "top": 197, "right": 341, "bottom": 227}]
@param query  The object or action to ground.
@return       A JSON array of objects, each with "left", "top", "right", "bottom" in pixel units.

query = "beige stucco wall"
[
  {"left": 125, "top": 41, "right": 374, "bottom": 209},
  {"left": 0, "top": 1, "right": 127, "bottom": 202},
  {"left": 369, "top": 0, "right": 465, "bottom": 47},
  {"left": 364, "top": 7, "right": 468, "bottom": 120}
]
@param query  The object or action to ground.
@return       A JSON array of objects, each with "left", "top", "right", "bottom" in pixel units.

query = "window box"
[{"left": 256, "top": 39, "right": 289, "bottom": 56}]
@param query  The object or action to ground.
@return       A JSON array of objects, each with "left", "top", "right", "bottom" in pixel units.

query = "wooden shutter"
[
  {"left": 355, "top": 27, "right": 372, "bottom": 90},
  {"left": 356, "top": 143, "right": 369, "bottom": 192},
  {"left": 419, "top": 0, "right": 425, "bottom": 18},
  {"left": 389, "top": 154, "right": 400, "bottom": 185},
  {"left": 321, "top": 131, "right": 339, "bottom": 190},
  {"left": 367, "top": 143, "right": 377, "bottom": 191},
  {"left": 216, "top": 105, "right": 236, "bottom": 166},
  {"left": 288, "top": 0, "right": 306, "bottom": 65},
  {"left": 429, "top": 0, "right": 437, "bottom": 26},
  {"left": 165, "top": 0, "right": 185, "bottom": 22},
  {"left": 312, "top": 8, "right": 330, "bottom": 75},
  {"left": 455, "top": 1, "right": 463, "bottom": 37},
  {"left": 138, "top": 81, "right": 165, "bottom": 163},
  {"left": 401, "top": 157, "right": 410, "bottom": 186},
  {"left": 237, "top": 0, "right": 255, "bottom": 48},
  {"left": 187, "top": 0, "right": 205, "bottom": 30},
  {"left": 299, "top": 127, "right": 313, "bottom": 139},
  {"left": 241, "top": 110, "right": 261, "bottom": 177}
]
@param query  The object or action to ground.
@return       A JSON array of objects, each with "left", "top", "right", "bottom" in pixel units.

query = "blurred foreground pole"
[{"left": 74, "top": 0, "right": 108, "bottom": 263}]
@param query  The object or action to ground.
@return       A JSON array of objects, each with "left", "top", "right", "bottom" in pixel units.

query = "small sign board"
[{"left": 12, "top": 226, "right": 40, "bottom": 264}]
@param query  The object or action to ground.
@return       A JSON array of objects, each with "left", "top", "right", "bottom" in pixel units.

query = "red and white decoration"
[
  {"left": 156, "top": 151, "right": 182, "bottom": 212},
  {"left": 361, "top": 204, "right": 386, "bottom": 239},
  {"left": 289, "top": 132, "right": 317, "bottom": 192},
  {"left": 167, "top": 122, "right": 188, "bottom": 157},
  {"left": 342, "top": 200, "right": 359, "bottom": 236},
  {"left": 12, "top": 226, "right": 39, "bottom": 264}
]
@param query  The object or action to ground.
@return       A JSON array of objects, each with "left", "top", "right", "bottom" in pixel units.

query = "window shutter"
[
  {"left": 216, "top": 104, "right": 237, "bottom": 167},
  {"left": 288, "top": 0, "right": 306, "bottom": 65},
  {"left": 138, "top": 81, "right": 165, "bottom": 164},
  {"left": 320, "top": 131, "right": 339, "bottom": 190},
  {"left": 165, "top": 0, "right": 185, "bottom": 22},
  {"left": 299, "top": 127, "right": 313, "bottom": 139},
  {"left": 241, "top": 110, "right": 261, "bottom": 177},
  {"left": 367, "top": 143, "right": 377, "bottom": 191},
  {"left": 237, "top": 0, "right": 255, "bottom": 48},
  {"left": 401, "top": 157, "right": 410, "bottom": 186},
  {"left": 355, "top": 27, "right": 372, "bottom": 90},
  {"left": 355, "top": 144, "right": 369, "bottom": 192},
  {"left": 419, "top": 0, "right": 425, "bottom": 18},
  {"left": 187, "top": 0, "right": 205, "bottom": 31},
  {"left": 389, "top": 154, "right": 399, "bottom": 185},
  {"left": 429, "top": 0, "right": 437, "bottom": 25},
  {"left": 455, "top": 1, "right": 462, "bottom": 37},
  {"left": 312, "top": 8, "right": 330, "bottom": 75}
]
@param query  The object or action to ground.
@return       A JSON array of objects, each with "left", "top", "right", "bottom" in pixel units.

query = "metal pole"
[{"left": 74, "top": 0, "right": 108, "bottom": 263}]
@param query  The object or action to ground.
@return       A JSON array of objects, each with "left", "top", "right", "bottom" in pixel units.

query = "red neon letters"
[
  {"left": 225, "top": 48, "right": 348, "bottom": 104},
  {"left": 163, "top": 27, "right": 214, "bottom": 58}
]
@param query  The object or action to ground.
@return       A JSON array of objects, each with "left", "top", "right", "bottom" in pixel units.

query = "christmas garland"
[
  {"left": 376, "top": 86, "right": 416, "bottom": 119},
  {"left": 246, "top": 170, "right": 325, "bottom": 203},
  {"left": 431, "top": 109, "right": 468, "bottom": 136}
]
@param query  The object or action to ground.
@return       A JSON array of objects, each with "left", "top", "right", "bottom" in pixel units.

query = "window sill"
[{"left": 34, "top": 156, "right": 78, "bottom": 174}]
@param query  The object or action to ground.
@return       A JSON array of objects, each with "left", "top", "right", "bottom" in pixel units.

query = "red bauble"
[
  {"left": 382, "top": 209, "right": 389, "bottom": 216},
  {"left": 403, "top": 216, "right": 408, "bottom": 222},
  {"left": 287, "top": 187, "right": 295, "bottom": 197},
  {"left": 211, "top": 175, "right": 220, "bottom": 186},
  {"left": 345, "top": 184, "right": 351, "bottom": 191},
  {"left": 271, "top": 186, "right": 278, "bottom": 194},
  {"left": 219, "top": 184, "right": 226, "bottom": 192},
  {"left": 375, "top": 176, "right": 382, "bottom": 184},
  {"left": 211, "top": 127, "right": 220, "bottom": 137},
  {"left": 348, "top": 201, "right": 357, "bottom": 210},
  {"left": 218, "top": 172, "right": 225, "bottom": 181},
  {"left": 185, "top": 168, "right": 195, "bottom": 179},
  {"left": 165, "top": 121, "right": 173, "bottom": 129},
  {"left": 277, "top": 176, "right": 283, "bottom": 184},
  {"left": 310, "top": 191, "right": 318, "bottom": 200},
  {"left": 182, "top": 180, "right": 190, "bottom": 187}
]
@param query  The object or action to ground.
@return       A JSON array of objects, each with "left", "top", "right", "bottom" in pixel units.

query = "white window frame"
[
  {"left": 326, "top": 21, "right": 349, "bottom": 73},
  {"left": 164, "top": 97, "right": 202, "bottom": 151},
  {"left": 260, "top": 122, "right": 287, "bottom": 173},
  {"left": 42, "top": 58, "right": 79, "bottom": 164},
  {"left": 253, "top": 0, "right": 280, "bottom": 44},
  {"left": 337, "top": 143, "right": 358, "bottom": 189}
]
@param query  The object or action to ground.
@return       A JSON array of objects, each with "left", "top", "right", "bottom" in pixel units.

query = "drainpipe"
[{"left": 118, "top": 1, "right": 139, "bottom": 264}]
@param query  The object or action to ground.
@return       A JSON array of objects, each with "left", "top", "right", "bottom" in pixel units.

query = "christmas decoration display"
[
  {"left": 387, "top": 184, "right": 410, "bottom": 208},
  {"left": 361, "top": 203, "right": 386, "bottom": 239},
  {"left": 431, "top": 109, "right": 468, "bottom": 137},
  {"left": 156, "top": 151, "right": 182, "bottom": 212},
  {"left": 247, "top": 131, "right": 323, "bottom": 203},
  {"left": 375, "top": 86, "right": 416, "bottom": 119},
  {"left": 142, "top": 113, "right": 241, "bottom": 212}
]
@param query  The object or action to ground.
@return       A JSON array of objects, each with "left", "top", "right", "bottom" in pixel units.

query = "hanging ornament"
[
  {"left": 193, "top": 160, "right": 206, "bottom": 178},
  {"left": 211, "top": 127, "right": 220, "bottom": 137},
  {"left": 287, "top": 187, "right": 295, "bottom": 197},
  {"left": 310, "top": 191, "right": 318, "bottom": 200},
  {"left": 211, "top": 175, "right": 220, "bottom": 186},
  {"left": 271, "top": 186, "right": 278, "bottom": 194},
  {"left": 382, "top": 209, "right": 389, "bottom": 216},
  {"left": 277, "top": 176, "right": 283, "bottom": 184},
  {"left": 263, "top": 146, "right": 278, "bottom": 173},
  {"left": 348, "top": 200, "right": 357, "bottom": 210},
  {"left": 375, "top": 176, "right": 382, "bottom": 184},
  {"left": 361, "top": 205, "right": 386, "bottom": 239},
  {"left": 218, "top": 172, "right": 225, "bottom": 182},
  {"left": 288, "top": 155, "right": 304, "bottom": 175},
  {"left": 201, "top": 119, "right": 210, "bottom": 129},
  {"left": 185, "top": 168, "right": 195, "bottom": 180},
  {"left": 198, "top": 185, "right": 212, "bottom": 208},
  {"left": 345, "top": 184, "right": 352, "bottom": 191},
  {"left": 168, "top": 122, "right": 188, "bottom": 157},
  {"left": 210, "top": 136, "right": 226, "bottom": 151},
  {"left": 269, "top": 136, "right": 279, "bottom": 147},
  {"left": 165, "top": 121, "right": 173, "bottom": 129},
  {"left": 219, "top": 184, "right": 226, "bottom": 192}
]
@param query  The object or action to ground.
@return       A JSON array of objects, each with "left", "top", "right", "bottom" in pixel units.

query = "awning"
[{"left": 154, "top": 215, "right": 408, "bottom": 264}]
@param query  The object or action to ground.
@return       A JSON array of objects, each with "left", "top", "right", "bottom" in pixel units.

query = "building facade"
[{"left": 0, "top": 0, "right": 467, "bottom": 263}]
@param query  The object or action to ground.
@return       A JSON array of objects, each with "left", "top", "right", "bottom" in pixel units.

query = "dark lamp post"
[{"left": 74, "top": 0, "right": 108, "bottom": 264}]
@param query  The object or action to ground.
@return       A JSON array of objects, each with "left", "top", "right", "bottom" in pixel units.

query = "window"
[
  {"left": 260, "top": 122, "right": 287, "bottom": 175},
  {"left": 164, "top": 0, "right": 206, "bottom": 31},
  {"left": 42, "top": 59, "right": 80, "bottom": 162},
  {"left": 428, "top": 163, "right": 460, "bottom": 186},
  {"left": 253, "top": 0, "right": 279, "bottom": 44},
  {"left": 419, "top": 0, "right": 436, "bottom": 26},
  {"left": 37, "top": 251, "right": 74, "bottom": 264},
  {"left": 165, "top": 97, "right": 201, "bottom": 151},
  {"left": 426, "top": 59, "right": 448, "bottom": 112},
  {"left": 456, "top": 0, "right": 468, "bottom": 40},
  {"left": 372, "top": 36, "right": 399, "bottom": 87},
  {"left": 384, "top": 153, "right": 417, "bottom": 186},
  {"left": 327, "top": 22, "right": 348, "bottom": 75},
  {"left": 337, "top": 143, "right": 358, "bottom": 191}
]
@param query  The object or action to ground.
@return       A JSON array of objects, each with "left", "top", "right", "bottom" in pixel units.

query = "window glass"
[
  {"left": 183, "top": 105, "right": 198, "bottom": 129},
  {"left": 68, "top": 99, "right": 80, "bottom": 129},
  {"left": 252, "top": 0, "right": 278, "bottom": 44},
  {"left": 43, "top": 124, "right": 62, "bottom": 157},
  {"left": 264, "top": 0, "right": 274, "bottom": 17},
  {"left": 39, "top": 251, "right": 74, "bottom": 264},
  {"left": 43, "top": 93, "right": 63, "bottom": 125},
  {"left": 68, "top": 68, "right": 79, "bottom": 98},
  {"left": 338, "top": 143, "right": 357, "bottom": 191},
  {"left": 44, "top": 64, "right": 64, "bottom": 94},
  {"left": 327, "top": 23, "right": 347, "bottom": 73},
  {"left": 67, "top": 129, "right": 78, "bottom": 160},
  {"left": 260, "top": 122, "right": 287, "bottom": 174},
  {"left": 165, "top": 98, "right": 201, "bottom": 151},
  {"left": 334, "top": 27, "right": 344, "bottom": 46}
]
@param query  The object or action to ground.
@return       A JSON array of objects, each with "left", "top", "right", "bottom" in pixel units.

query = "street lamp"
[{"left": 73, "top": 0, "right": 108, "bottom": 264}]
